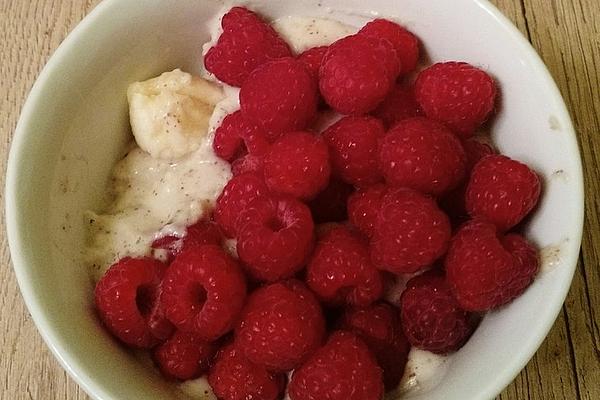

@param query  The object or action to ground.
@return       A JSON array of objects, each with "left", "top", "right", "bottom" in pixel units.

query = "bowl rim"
[{"left": 5, "top": 0, "right": 584, "bottom": 399}]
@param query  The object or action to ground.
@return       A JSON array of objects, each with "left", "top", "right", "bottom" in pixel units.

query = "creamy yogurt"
[
  {"left": 395, "top": 349, "right": 450, "bottom": 396},
  {"left": 180, "top": 377, "right": 217, "bottom": 400},
  {"left": 272, "top": 16, "right": 356, "bottom": 53},
  {"left": 85, "top": 138, "right": 231, "bottom": 279}
]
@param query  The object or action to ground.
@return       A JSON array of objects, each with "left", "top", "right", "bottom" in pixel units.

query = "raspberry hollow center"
[
  {"left": 136, "top": 285, "right": 157, "bottom": 317},
  {"left": 187, "top": 283, "right": 208, "bottom": 312},
  {"left": 266, "top": 216, "right": 286, "bottom": 232}
]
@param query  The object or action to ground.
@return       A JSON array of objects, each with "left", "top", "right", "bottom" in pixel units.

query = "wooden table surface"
[{"left": 1, "top": 0, "right": 599, "bottom": 399}]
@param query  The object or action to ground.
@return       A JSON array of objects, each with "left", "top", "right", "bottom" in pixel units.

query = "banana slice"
[{"left": 127, "top": 69, "right": 224, "bottom": 160}]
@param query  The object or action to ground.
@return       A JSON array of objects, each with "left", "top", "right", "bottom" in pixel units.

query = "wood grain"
[
  {"left": 1, "top": 0, "right": 599, "bottom": 399},
  {"left": 1, "top": 3, "right": 102, "bottom": 399}
]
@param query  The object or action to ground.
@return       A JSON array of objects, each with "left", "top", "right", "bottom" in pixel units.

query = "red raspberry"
[
  {"left": 231, "top": 154, "right": 264, "bottom": 176},
  {"left": 263, "top": 131, "right": 331, "bottom": 200},
  {"left": 146, "top": 285, "right": 176, "bottom": 341},
  {"left": 161, "top": 245, "right": 247, "bottom": 340},
  {"left": 373, "top": 83, "right": 422, "bottom": 128},
  {"left": 340, "top": 303, "right": 411, "bottom": 390},
  {"left": 214, "top": 173, "right": 269, "bottom": 238},
  {"left": 181, "top": 220, "right": 222, "bottom": 249},
  {"left": 347, "top": 183, "right": 386, "bottom": 238},
  {"left": 323, "top": 116, "right": 385, "bottom": 186},
  {"left": 298, "top": 46, "right": 329, "bottom": 80},
  {"left": 209, "top": 343, "right": 286, "bottom": 400},
  {"left": 153, "top": 330, "right": 217, "bottom": 380},
  {"left": 371, "top": 188, "right": 451, "bottom": 274},
  {"left": 152, "top": 237, "right": 181, "bottom": 259},
  {"left": 213, "top": 111, "right": 270, "bottom": 161},
  {"left": 445, "top": 220, "right": 540, "bottom": 311},
  {"left": 309, "top": 179, "right": 354, "bottom": 224},
  {"left": 288, "top": 331, "right": 384, "bottom": 400},
  {"left": 465, "top": 155, "right": 541, "bottom": 231},
  {"left": 376, "top": 37, "right": 402, "bottom": 80},
  {"left": 219, "top": 6, "right": 263, "bottom": 30},
  {"left": 400, "top": 271, "right": 479, "bottom": 354},
  {"left": 320, "top": 34, "right": 398, "bottom": 114},
  {"left": 240, "top": 57, "right": 318, "bottom": 139},
  {"left": 415, "top": 62, "right": 497, "bottom": 137},
  {"left": 222, "top": 129, "right": 269, "bottom": 176},
  {"left": 379, "top": 117, "right": 467, "bottom": 196},
  {"left": 236, "top": 280, "right": 325, "bottom": 371},
  {"left": 95, "top": 257, "right": 167, "bottom": 348},
  {"left": 152, "top": 219, "right": 222, "bottom": 262},
  {"left": 307, "top": 226, "right": 383, "bottom": 306},
  {"left": 236, "top": 194, "right": 315, "bottom": 282},
  {"left": 440, "top": 138, "right": 496, "bottom": 223},
  {"left": 204, "top": 7, "right": 292, "bottom": 87},
  {"left": 359, "top": 19, "right": 420, "bottom": 75}
]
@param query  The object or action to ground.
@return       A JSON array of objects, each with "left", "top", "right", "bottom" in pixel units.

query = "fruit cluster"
[{"left": 94, "top": 7, "right": 542, "bottom": 400}]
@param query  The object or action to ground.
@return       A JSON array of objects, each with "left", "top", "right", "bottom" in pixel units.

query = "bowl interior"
[{"left": 7, "top": 0, "right": 583, "bottom": 399}]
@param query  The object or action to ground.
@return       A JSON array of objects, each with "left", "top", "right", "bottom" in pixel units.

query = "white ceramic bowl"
[{"left": 6, "top": 0, "right": 584, "bottom": 399}]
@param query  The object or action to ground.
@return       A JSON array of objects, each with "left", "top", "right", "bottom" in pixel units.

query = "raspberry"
[
  {"left": 240, "top": 58, "right": 318, "bottom": 138},
  {"left": 95, "top": 257, "right": 167, "bottom": 348},
  {"left": 445, "top": 220, "right": 540, "bottom": 311},
  {"left": 153, "top": 331, "right": 217, "bottom": 380},
  {"left": 231, "top": 153, "right": 265, "bottom": 176},
  {"left": 320, "top": 34, "right": 398, "bottom": 114},
  {"left": 214, "top": 173, "right": 269, "bottom": 238},
  {"left": 371, "top": 188, "right": 451, "bottom": 274},
  {"left": 181, "top": 220, "right": 222, "bottom": 248},
  {"left": 323, "top": 116, "right": 385, "bottom": 186},
  {"left": 340, "top": 303, "right": 411, "bottom": 390},
  {"left": 376, "top": 37, "right": 402, "bottom": 80},
  {"left": 236, "top": 280, "right": 325, "bottom": 371},
  {"left": 373, "top": 83, "right": 422, "bottom": 128},
  {"left": 400, "top": 271, "right": 479, "bottom": 354},
  {"left": 152, "top": 219, "right": 222, "bottom": 262},
  {"left": 161, "top": 245, "right": 247, "bottom": 340},
  {"left": 152, "top": 236, "right": 183, "bottom": 260},
  {"left": 209, "top": 343, "right": 286, "bottom": 400},
  {"left": 219, "top": 6, "right": 260, "bottom": 30},
  {"left": 379, "top": 117, "right": 467, "bottom": 195},
  {"left": 147, "top": 285, "right": 176, "bottom": 341},
  {"left": 440, "top": 138, "right": 496, "bottom": 223},
  {"left": 307, "top": 226, "right": 383, "bottom": 306},
  {"left": 415, "top": 62, "right": 497, "bottom": 137},
  {"left": 236, "top": 194, "right": 315, "bottom": 282},
  {"left": 309, "top": 179, "right": 354, "bottom": 223},
  {"left": 288, "top": 331, "right": 383, "bottom": 400},
  {"left": 204, "top": 7, "right": 292, "bottom": 87},
  {"left": 213, "top": 111, "right": 270, "bottom": 161},
  {"left": 298, "top": 46, "right": 329, "bottom": 80},
  {"left": 359, "top": 18, "right": 420, "bottom": 75},
  {"left": 263, "top": 131, "right": 331, "bottom": 200},
  {"left": 347, "top": 184, "right": 386, "bottom": 238},
  {"left": 465, "top": 155, "right": 541, "bottom": 231}
]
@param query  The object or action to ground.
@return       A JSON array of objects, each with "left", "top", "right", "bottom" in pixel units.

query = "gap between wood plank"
[
  {"left": 563, "top": 295, "right": 583, "bottom": 400},
  {"left": 518, "top": 0, "right": 533, "bottom": 39},
  {"left": 577, "top": 248, "right": 600, "bottom": 361}
]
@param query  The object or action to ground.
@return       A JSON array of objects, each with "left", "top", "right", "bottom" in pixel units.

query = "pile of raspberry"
[{"left": 94, "top": 7, "right": 542, "bottom": 400}]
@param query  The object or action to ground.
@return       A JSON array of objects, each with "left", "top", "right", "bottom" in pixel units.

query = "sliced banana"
[{"left": 127, "top": 69, "right": 224, "bottom": 160}]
